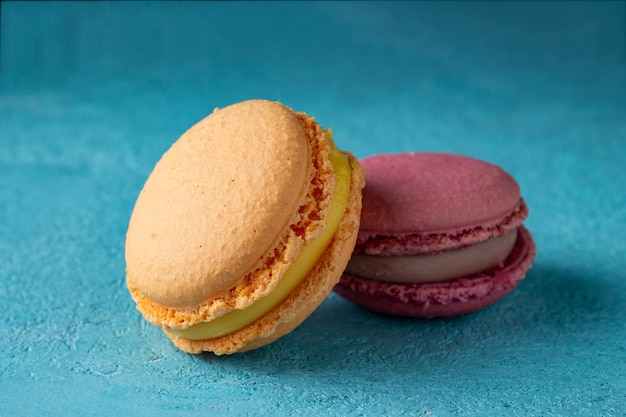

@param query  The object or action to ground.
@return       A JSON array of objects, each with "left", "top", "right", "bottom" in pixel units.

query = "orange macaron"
[{"left": 125, "top": 100, "right": 364, "bottom": 354}]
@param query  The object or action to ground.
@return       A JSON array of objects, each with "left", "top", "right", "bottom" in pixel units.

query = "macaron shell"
[
  {"left": 356, "top": 153, "right": 527, "bottom": 255},
  {"left": 128, "top": 108, "right": 336, "bottom": 329},
  {"left": 334, "top": 226, "right": 536, "bottom": 318},
  {"left": 167, "top": 153, "right": 365, "bottom": 355},
  {"left": 126, "top": 100, "right": 312, "bottom": 309},
  {"left": 360, "top": 152, "right": 521, "bottom": 234}
]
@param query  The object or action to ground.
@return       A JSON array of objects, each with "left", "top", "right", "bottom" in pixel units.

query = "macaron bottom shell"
[{"left": 334, "top": 226, "right": 536, "bottom": 318}]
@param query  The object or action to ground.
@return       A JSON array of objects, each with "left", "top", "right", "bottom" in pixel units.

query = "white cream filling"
[{"left": 345, "top": 229, "right": 518, "bottom": 284}]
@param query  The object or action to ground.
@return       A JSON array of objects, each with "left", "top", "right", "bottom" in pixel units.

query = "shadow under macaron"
[{"left": 198, "top": 261, "right": 621, "bottom": 380}]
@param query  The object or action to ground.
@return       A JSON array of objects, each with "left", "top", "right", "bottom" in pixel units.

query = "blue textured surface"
[{"left": 1, "top": 2, "right": 625, "bottom": 416}]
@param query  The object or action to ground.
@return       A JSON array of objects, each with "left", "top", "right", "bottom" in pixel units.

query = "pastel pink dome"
[{"left": 356, "top": 153, "right": 528, "bottom": 255}]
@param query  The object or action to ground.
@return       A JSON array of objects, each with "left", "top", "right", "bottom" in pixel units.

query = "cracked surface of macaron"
[
  {"left": 334, "top": 152, "right": 536, "bottom": 318},
  {"left": 125, "top": 99, "right": 364, "bottom": 354}
]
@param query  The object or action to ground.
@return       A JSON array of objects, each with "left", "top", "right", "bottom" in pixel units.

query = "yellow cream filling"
[{"left": 168, "top": 135, "right": 351, "bottom": 340}]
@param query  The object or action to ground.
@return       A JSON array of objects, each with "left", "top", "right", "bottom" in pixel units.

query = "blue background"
[{"left": 1, "top": 2, "right": 625, "bottom": 416}]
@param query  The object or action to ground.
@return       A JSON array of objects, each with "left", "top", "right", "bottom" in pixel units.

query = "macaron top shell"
[
  {"left": 126, "top": 100, "right": 321, "bottom": 310},
  {"left": 356, "top": 153, "right": 528, "bottom": 255}
]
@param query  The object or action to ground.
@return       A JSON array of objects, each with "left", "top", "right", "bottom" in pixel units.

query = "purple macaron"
[{"left": 334, "top": 152, "right": 536, "bottom": 317}]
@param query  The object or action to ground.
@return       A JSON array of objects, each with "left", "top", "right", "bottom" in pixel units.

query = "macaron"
[
  {"left": 334, "top": 152, "right": 536, "bottom": 318},
  {"left": 125, "top": 99, "right": 364, "bottom": 355}
]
